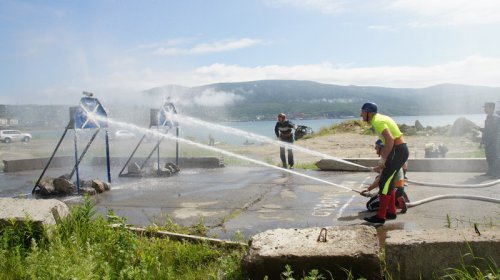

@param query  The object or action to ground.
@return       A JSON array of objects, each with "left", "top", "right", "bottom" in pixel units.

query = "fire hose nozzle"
[{"left": 360, "top": 192, "right": 373, "bottom": 198}]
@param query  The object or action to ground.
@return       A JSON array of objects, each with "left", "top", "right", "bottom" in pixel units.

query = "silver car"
[{"left": 0, "top": 129, "right": 32, "bottom": 143}]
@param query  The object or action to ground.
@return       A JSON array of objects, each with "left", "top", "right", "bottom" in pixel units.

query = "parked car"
[
  {"left": 114, "top": 129, "right": 136, "bottom": 139},
  {"left": 0, "top": 129, "right": 32, "bottom": 143}
]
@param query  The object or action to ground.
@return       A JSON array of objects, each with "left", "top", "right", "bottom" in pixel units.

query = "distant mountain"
[
  {"left": 144, "top": 80, "right": 500, "bottom": 121},
  {"left": 2, "top": 81, "right": 497, "bottom": 129}
]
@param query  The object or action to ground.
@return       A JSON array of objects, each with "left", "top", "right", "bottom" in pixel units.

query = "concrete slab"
[
  {"left": 0, "top": 197, "right": 69, "bottom": 228},
  {"left": 3, "top": 156, "right": 74, "bottom": 172},
  {"left": 385, "top": 228, "right": 500, "bottom": 280},
  {"left": 317, "top": 158, "right": 488, "bottom": 172},
  {"left": 242, "top": 226, "right": 380, "bottom": 279}
]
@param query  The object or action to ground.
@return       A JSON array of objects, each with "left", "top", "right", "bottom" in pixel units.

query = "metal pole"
[
  {"left": 118, "top": 134, "right": 146, "bottom": 176},
  {"left": 32, "top": 123, "right": 70, "bottom": 194},
  {"left": 157, "top": 128, "right": 160, "bottom": 175},
  {"left": 105, "top": 129, "right": 111, "bottom": 183},
  {"left": 73, "top": 130, "right": 81, "bottom": 194},
  {"left": 176, "top": 126, "right": 179, "bottom": 165},
  {"left": 69, "top": 128, "right": 100, "bottom": 179},
  {"left": 140, "top": 136, "right": 165, "bottom": 170}
]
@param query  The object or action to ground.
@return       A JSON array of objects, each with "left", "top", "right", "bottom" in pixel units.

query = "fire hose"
[{"left": 353, "top": 162, "right": 500, "bottom": 206}]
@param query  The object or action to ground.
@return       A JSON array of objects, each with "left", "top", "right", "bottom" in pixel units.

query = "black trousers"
[
  {"left": 378, "top": 143, "right": 409, "bottom": 195},
  {"left": 485, "top": 143, "right": 499, "bottom": 176}
]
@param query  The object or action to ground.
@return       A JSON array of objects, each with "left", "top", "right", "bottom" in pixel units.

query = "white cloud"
[
  {"left": 388, "top": 0, "right": 500, "bottom": 26},
  {"left": 21, "top": 54, "right": 500, "bottom": 105},
  {"left": 153, "top": 38, "right": 262, "bottom": 56},
  {"left": 194, "top": 55, "right": 500, "bottom": 88}
]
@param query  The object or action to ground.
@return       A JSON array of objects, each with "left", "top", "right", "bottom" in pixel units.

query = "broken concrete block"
[
  {"left": 242, "top": 226, "right": 380, "bottom": 279},
  {"left": 385, "top": 228, "right": 500, "bottom": 280},
  {"left": 0, "top": 198, "right": 69, "bottom": 229}
]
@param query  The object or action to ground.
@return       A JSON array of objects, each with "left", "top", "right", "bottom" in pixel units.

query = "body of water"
[
  {"left": 28, "top": 114, "right": 485, "bottom": 146},
  {"left": 180, "top": 114, "right": 485, "bottom": 146}
]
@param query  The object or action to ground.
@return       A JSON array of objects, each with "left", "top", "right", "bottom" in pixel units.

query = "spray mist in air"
[{"left": 101, "top": 116, "right": 358, "bottom": 193}]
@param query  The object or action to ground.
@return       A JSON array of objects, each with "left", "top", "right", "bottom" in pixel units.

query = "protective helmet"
[
  {"left": 375, "top": 139, "right": 384, "bottom": 148},
  {"left": 278, "top": 113, "right": 286, "bottom": 119},
  {"left": 361, "top": 102, "right": 378, "bottom": 113}
]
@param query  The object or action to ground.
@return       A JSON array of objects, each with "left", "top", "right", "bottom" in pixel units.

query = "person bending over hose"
[
  {"left": 360, "top": 102, "right": 409, "bottom": 224},
  {"left": 361, "top": 139, "right": 409, "bottom": 213},
  {"left": 275, "top": 113, "right": 297, "bottom": 169}
]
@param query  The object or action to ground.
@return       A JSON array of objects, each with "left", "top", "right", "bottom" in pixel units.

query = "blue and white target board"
[
  {"left": 74, "top": 96, "right": 108, "bottom": 129},
  {"left": 158, "top": 102, "right": 178, "bottom": 128}
]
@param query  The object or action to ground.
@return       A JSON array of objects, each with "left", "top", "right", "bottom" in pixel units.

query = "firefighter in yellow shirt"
[{"left": 360, "top": 102, "right": 409, "bottom": 224}]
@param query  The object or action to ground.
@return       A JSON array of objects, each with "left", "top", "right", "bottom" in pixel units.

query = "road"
[
  {"left": 1, "top": 166, "right": 499, "bottom": 239},
  {"left": 84, "top": 167, "right": 500, "bottom": 239}
]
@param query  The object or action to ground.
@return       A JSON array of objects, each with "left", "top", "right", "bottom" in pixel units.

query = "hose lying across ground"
[
  {"left": 349, "top": 160, "right": 500, "bottom": 206},
  {"left": 406, "top": 178, "right": 500, "bottom": 188},
  {"left": 403, "top": 178, "right": 500, "bottom": 207},
  {"left": 406, "top": 194, "right": 500, "bottom": 208}
]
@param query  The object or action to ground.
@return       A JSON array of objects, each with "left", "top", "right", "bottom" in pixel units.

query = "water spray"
[
  {"left": 96, "top": 114, "right": 499, "bottom": 207},
  {"left": 102, "top": 117, "right": 361, "bottom": 194},
  {"left": 172, "top": 113, "right": 370, "bottom": 171},
  {"left": 169, "top": 113, "right": 500, "bottom": 189}
]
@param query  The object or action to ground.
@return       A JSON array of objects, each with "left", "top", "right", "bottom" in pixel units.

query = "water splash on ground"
[{"left": 104, "top": 117, "right": 357, "bottom": 193}]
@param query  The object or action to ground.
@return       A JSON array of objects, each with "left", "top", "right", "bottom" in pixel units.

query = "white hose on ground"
[
  {"left": 406, "top": 178, "right": 500, "bottom": 188},
  {"left": 407, "top": 194, "right": 500, "bottom": 207},
  {"left": 349, "top": 160, "right": 500, "bottom": 188}
]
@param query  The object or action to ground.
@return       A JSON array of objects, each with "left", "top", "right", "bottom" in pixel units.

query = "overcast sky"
[{"left": 1, "top": 0, "right": 500, "bottom": 104}]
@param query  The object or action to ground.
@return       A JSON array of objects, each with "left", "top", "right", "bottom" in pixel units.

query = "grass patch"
[
  {"left": 0, "top": 197, "right": 247, "bottom": 279},
  {"left": 442, "top": 256, "right": 499, "bottom": 280},
  {"left": 294, "top": 162, "right": 320, "bottom": 170},
  {"left": 2, "top": 198, "right": 498, "bottom": 279},
  {"left": 307, "top": 120, "right": 373, "bottom": 139}
]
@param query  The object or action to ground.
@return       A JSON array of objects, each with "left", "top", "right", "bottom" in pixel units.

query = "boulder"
[
  {"left": 415, "top": 120, "right": 425, "bottom": 131},
  {"left": 53, "top": 177, "right": 76, "bottom": 195},
  {"left": 448, "top": 117, "right": 479, "bottom": 136},
  {"left": 37, "top": 177, "right": 55, "bottom": 196},
  {"left": 159, "top": 168, "right": 172, "bottom": 177},
  {"left": 165, "top": 162, "right": 180, "bottom": 173},
  {"left": 79, "top": 186, "right": 97, "bottom": 196},
  {"left": 91, "top": 179, "right": 106, "bottom": 193},
  {"left": 102, "top": 181, "right": 111, "bottom": 191}
]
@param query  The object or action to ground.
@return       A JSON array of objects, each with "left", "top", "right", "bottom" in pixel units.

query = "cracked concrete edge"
[
  {"left": 385, "top": 228, "right": 500, "bottom": 279},
  {"left": 0, "top": 198, "right": 69, "bottom": 228}
]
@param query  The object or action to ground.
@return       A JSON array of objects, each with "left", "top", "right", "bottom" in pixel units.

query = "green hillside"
[{"left": 144, "top": 80, "right": 499, "bottom": 121}]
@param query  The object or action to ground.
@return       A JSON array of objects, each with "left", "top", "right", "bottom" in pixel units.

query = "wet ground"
[{"left": 1, "top": 166, "right": 499, "bottom": 240}]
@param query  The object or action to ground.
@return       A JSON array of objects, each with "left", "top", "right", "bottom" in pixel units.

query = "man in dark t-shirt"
[{"left": 275, "top": 113, "right": 297, "bottom": 169}]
